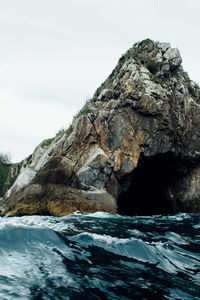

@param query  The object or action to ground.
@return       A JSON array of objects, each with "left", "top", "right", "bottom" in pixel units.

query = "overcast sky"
[{"left": 0, "top": 0, "right": 199, "bottom": 162}]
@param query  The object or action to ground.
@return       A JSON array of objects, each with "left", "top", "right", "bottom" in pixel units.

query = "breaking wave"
[{"left": 0, "top": 213, "right": 200, "bottom": 299}]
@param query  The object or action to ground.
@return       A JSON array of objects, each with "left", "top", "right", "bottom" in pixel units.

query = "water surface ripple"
[{"left": 0, "top": 213, "right": 200, "bottom": 299}]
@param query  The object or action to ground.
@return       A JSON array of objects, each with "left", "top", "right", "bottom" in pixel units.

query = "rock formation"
[{"left": 1, "top": 39, "right": 200, "bottom": 216}]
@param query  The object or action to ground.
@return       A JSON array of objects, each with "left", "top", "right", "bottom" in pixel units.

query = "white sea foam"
[
  {"left": 84, "top": 211, "right": 116, "bottom": 218},
  {"left": 0, "top": 215, "right": 76, "bottom": 233}
]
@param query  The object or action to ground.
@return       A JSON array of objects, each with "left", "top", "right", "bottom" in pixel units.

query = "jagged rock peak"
[
  {"left": 1, "top": 39, "right": 200, "bottom": 216},
  {"left": 94, "top": 39, "right": 199, "bottom": 103}
]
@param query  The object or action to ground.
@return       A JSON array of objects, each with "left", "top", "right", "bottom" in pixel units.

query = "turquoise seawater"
[{"left": 0, "top": 213, "right": 200, "bottom": 299}]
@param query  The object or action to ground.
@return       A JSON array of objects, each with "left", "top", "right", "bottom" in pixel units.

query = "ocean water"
[{"left": 0, "top": 213, "right": 200, "bottom": 299}]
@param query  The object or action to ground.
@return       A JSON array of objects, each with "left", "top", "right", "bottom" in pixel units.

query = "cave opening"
[{"left": 117, "top": 152, "right": 185, "bottom": 216}]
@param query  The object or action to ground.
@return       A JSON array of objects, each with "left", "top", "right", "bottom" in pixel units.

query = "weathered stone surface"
[
  {"left": 74, "top": 145, "right": 112, "bottom": 190},
  {"left": 163, "top": 48, "right": 182, "bottom": 70},
  {"left": 1, "top": 39, "right": 200, "bottom": 216},
  {"left": 158, "top": 42, "right": 170, "bottom": 53},
  {"left": 0, "top": 183, "right": 106, "bottom": 216}
]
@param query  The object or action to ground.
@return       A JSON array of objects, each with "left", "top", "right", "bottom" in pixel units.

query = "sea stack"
[{"left": 1, "top": 39, "right": 200, "bottom": 216}]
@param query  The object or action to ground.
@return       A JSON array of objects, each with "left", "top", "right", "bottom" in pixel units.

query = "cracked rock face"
[{"left": 1, "top": 39, "right": 200, "bottom": 216}]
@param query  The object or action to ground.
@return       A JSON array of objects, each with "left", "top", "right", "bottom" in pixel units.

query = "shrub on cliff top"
[
  {"left": 0, "top": 153, "right": 10, "bottom": 164},
  {"left": 78, "top": 105, "right": 93, "bottom": 116},
  {"left": 0, "top": 153, "right": 11, "bottom": 197},
  {"left": 40, "top": 138, "right": 54, "bottom": 148},
  {"left": 146, "top": 58, "right": 160, "bottom": 74}
]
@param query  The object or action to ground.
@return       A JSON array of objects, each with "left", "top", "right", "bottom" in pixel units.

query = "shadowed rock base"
[{"left": 117, "top": 152, "right": 192, "bottom": 216}]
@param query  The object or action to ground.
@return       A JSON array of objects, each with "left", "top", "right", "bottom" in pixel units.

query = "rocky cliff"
[{"left": 1, "top": 39, "right": 200, "bottom": 216}]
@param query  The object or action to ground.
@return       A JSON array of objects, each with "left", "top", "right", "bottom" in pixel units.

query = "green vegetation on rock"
[
  {"left": 0, "top": 153, "right": 24, "bottom": 197},
  {"left": 0, "top": 166, "right": 9, "bottom": 197},
  {"left": 40, "top": 138, "right": 54, "bottom": 148},
  {"left": 7, "top": 162, "right": 22, "bottom": 188},
  {"left": 65, "top": 125, "right": 73, "bottom": 138},
  {"left": 145, "top": 58, "right": 160, "bottom": 74},
  {"left": 0, "top": 153, "right": 11, "bottom": 197},
  {"left": 78, "top": 105, "right": 93, "bottom": 117}
]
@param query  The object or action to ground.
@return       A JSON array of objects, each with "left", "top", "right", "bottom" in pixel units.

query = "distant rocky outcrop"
[
  {"left": 0, "top": 154, "right": 21, "bottom": 199},
  {"left": 1, "top": 39, "right": 200, "bottom": 216}
]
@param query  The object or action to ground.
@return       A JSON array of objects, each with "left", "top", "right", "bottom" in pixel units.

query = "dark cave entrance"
[{"left": 117, "top": 152, "right": 185, "bottom": 216}]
